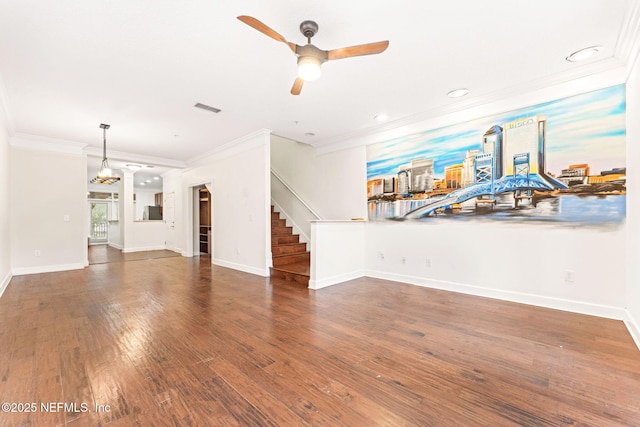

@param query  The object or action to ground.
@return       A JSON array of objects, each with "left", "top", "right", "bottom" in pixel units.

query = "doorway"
[
  {"left": 89, "top": 201, "right": 108, "bottom": 244},
  {"left": 196, "top": 186, "right": 211, "bottom": 256}
]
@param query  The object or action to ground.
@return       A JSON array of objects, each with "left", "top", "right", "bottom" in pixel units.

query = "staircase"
[{"left": 270, "top": 206, "right": 310, "bottom": 286}]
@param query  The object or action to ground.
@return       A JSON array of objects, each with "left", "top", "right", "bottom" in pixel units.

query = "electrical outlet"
[
  {"left": 401, "top": 256, "right": 406, "bottom": 264},
  {"left": 35, "top": 250, "right": 41, "bottom": 257},
  {"left": 564, "top": 270, "right": 575, "bottom": 283},
  {"left": 425, "top": 258, "right": 432, "bottom": 268},
  {"left": 379, "top": 252, "right": 385, "bottom": 261}
]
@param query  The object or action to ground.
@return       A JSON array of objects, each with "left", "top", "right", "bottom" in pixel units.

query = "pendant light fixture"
[{"left": 90, "top": 123, "right": 120, "bottom": 184}]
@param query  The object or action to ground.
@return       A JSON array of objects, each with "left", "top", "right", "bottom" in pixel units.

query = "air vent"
[{"left": 194, "top": 102, "right": 221, "bottom": 113}]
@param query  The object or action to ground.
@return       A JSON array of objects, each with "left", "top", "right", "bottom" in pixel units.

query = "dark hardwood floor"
[{"left": 0, "top": 255, "right": 639, "bottom": 426}]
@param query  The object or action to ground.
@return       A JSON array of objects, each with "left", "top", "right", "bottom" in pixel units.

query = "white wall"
[
  {"left": 108, "top": 220, "right": 121, "bottom": 249},
  {"left": 365, "top": 221, "right": 625, "bottom": 318},
  {"left": 125, "top": 221, "right": 167, "bottom": 252},
  {"left": 0, "top": 112, "right": 10, "bottom": 296},
  {"left": 271, "top": 135, "right": 367, "bottom": 220},
  {"left": 10, "top": 146, "right": 88, "bottom": 274},
  {"left": 178, "top": 130, "right": 271, "bottom": 276},
  {"left": 310, "top": 221, "right": 365, "bottom": 289},
  {"left": 625, "top": 52, "right": 640, "bottom": 347}
]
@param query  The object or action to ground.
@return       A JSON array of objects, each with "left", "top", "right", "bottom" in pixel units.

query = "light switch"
[{"left": 64, "top": 215, "right": 70, "bottom": 221}]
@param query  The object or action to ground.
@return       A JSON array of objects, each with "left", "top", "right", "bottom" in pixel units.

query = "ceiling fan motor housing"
[{"left": 300, "top": 20, "right": 319, "bottom": 39}]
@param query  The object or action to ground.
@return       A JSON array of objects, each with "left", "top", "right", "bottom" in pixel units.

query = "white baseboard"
[
  {"left": 624, "top": 309, "right": 640, "bottom": 351},
  {"left": 364, "top": 269, "right": 626, "bottom": 321},
  {"left": 12, "top": 262, "right": 86, "bottom": 276},
  {"left": 0, "top": 270, "right": 11, "bottom": 298},
  {"left": 122, "top": 245, "right": 166, "bottom": 253},
  {"left": 310, "top": 270, "right": 365, "bottom": 290},
  {"left": 212, "top": 258, "right": 269, "bottom": 277},
  {"left": 108, "top": 243, "right": 123, "bottom": 250},
  {"left": 165, "top": 245, "right": 182, "bottom": 255}
]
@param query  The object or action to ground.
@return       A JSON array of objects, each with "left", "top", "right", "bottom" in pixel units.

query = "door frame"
[
  {"left": 88, "top": 200, "right": 109, "bottom": 244},
  {"left": 184, "top": 181, "right": 213, "bottom": 258}
]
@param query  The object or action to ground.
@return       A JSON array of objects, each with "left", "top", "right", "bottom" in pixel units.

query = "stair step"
[
  {"left": 272, "top": 242, "right": 307, "bottom": 256},
  {"left": 272, "top": 252, "right": 310, "bottom": 267},
  {"left": 270, "top": 261, "right": 310, "bottom": 286},
  {"left": 272, "top": 226, "right": 293, "bottom": 235},
  {"left": 270, "top": 206, "right": 310, "bottom": 287},
  {"left": 272, "top": 234, "right": 300, "bottom": 245},
  {"left": 271, "top": 218, "right": 286, "bottom": 228}
]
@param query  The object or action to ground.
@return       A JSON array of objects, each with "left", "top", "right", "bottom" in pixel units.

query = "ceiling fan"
[{"left": 237, "top": 15, "right": 389, "bottom": 95}]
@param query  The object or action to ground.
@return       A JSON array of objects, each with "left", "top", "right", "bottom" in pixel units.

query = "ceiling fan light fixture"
[{"left": 297, "top": 56, "right": 322, "bottom": 81}]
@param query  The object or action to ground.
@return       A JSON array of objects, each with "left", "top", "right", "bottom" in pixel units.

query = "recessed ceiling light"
[
  {"left": 305, "top": 132, "right": 315, "bottom": 137},
  {"left": 145, "top": 180, "right": 152, "bottom": 183},
  {"left": 140, "top": 182, "right": 146, "bottom": 186},
  {"left": 374, "top": 114, "right": 389, "bottom": 122},
  {"left": 447, "top": 88, "right": 469, "bottom": 98},
  {"left": 153, "top": 176, "right": 160, "bottom": 180},
  {"left": 566, "top": 46, "right": 601, "bottom": 62},
  {"left": 126, "top": 164, "right": 143, "bottom": 171}
]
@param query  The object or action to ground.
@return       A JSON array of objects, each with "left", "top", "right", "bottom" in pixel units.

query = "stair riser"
[
  {"left": 273, "top": 252, "right": 311, "bottom": 267},
  {"left": 272, "top": 235, "right": 300, "bottom": 245},
  {"left": 271, "top": 219, "right": 286, "bottom": 228},
  {"left": 272, "top": 226, "right": 293, "bottom": 235},
  {"left": 270, "top": 268, "right": 309, "bottom": 286},
  {"left": 272, "top": 243, "right": 307, "bottom": 256}
]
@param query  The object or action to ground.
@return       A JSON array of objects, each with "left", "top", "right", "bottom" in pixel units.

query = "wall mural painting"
[{"left": 366, "top": 84, "right": 626, "bottom": 225}]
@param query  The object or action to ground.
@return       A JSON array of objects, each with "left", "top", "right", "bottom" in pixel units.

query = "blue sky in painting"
[{"left": 367, "top": 85, "right": 626, "bottom": 179}]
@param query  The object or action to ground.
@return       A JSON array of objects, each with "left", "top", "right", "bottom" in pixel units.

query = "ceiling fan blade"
[
  {"left": 327, "top": 40, "right": 389, "bottom": 61},
  {"left": 291, "top": 78, "right": 304, "bottom": 95},
  {"left": 237, "top": 16, "right": 297, "bottom": 53}
]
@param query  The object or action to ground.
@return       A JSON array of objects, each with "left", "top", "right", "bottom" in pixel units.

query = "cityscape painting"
[{"left": 366, "top": 84, "right": 626, "bottom": 224}]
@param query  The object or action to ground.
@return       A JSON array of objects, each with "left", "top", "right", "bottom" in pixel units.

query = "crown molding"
[
  {"left": 11, "top": 132, "right": 187, "bottom": 169},
  {"left": 10, "top": 133, "right": 87, "bottom": 155},
  {"left": 83, "top": 146, "right": 187, "bottom": 169},
  {"left": 316, "top": 58, "right": 628, "bottom": 155},
  {"left": 186, "top": 128, "right": 271, "bottom": 167},
  {"left": 615, "top": 0, "right": 640, "bottom": 67}
]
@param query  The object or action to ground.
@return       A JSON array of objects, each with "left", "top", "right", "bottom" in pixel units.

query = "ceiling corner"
[{"left": 614, "top": 0, "right": 640, "bottom": 65}]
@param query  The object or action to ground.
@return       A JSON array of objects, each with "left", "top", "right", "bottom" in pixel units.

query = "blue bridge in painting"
[{"left": 403, "top": 152, "right": 567, "bottom": 219}]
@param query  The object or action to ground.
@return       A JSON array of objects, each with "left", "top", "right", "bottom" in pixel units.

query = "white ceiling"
[{"left": 1, "top": 0, "right": 639, "bottom": 171}]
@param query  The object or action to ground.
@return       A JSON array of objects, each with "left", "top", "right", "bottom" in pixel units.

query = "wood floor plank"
[{"left": 0, "top": 252, "right": 639, "bottom": 426}]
